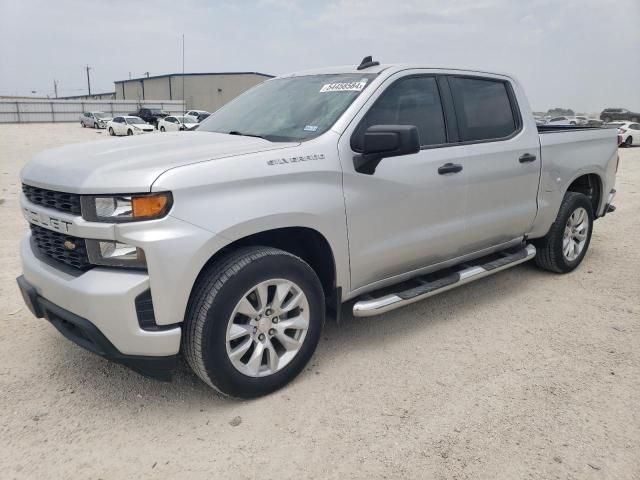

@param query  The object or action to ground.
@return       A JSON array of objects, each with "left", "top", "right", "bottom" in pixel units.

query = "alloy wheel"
[
  {"left": 562, "top": 207, "right": 589, "bottom": 261},
  {"left": 225, "top": 278, "right": 310, "bottom": 377}
]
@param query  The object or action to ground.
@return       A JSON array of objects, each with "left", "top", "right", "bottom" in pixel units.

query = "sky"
[{"left": 0, "top": 0, "right": 638, "bottom": 113}]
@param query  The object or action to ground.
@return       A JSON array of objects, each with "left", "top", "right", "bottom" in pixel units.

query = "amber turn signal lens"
[{"left": 132, "top": 194, "right": 169, "bottom": 219}]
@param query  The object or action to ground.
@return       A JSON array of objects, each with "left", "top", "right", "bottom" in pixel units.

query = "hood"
[{"left": 21, "top": 132, "right": 298, "bottom": 194}]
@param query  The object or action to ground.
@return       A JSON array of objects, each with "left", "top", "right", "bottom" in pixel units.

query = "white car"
[
  {"left": 608, "top": 121, "right": 640, "bottom": 147},
  {"left": 80, "top": 111, "right": 112, "bottom": 129},
  {"left": 185, "top": 110, "right": 210, "bottom": 122},
  {"left": 547, "top": 116, "right": 581, "bottom": 126},
  {"left": 158, "top": 115, "right": 199, "bottom": 132},
  {"left": 107, "top": 116, "right": 155, "bottom": 136}
]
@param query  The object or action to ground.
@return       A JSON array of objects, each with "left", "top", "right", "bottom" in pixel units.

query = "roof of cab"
[{"left": 279, "top": 63, "right": 512, "bottom": 80}]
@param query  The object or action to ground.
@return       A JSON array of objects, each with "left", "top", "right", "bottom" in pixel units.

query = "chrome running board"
[{"left": 352, "top": 244, "right": 536, "bottom": 317}]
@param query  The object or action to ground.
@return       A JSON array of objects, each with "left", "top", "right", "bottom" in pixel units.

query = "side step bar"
[{"left": 352, "top": 244, "right": 536, "bottom": 317}]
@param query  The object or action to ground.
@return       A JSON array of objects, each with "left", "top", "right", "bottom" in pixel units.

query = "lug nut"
[
  {"left": 265, "top": 308, "right": 273, "bottom": 316},
  {"left": 253, "top": 326, "right": 258, "bottom": 333},
  {"left": 259, "top": 333, "right": 265, "bottom": 341},
  {"left": 272, "top": 317, "right": 279, "bottom": 324},
  {"left": 269, "top": 328, "right": 275, "bottom": 335}
]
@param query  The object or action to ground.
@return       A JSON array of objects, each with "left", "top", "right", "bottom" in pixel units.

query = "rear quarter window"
[{"left": 449, "top": 77, "right": 518, "bottom": 142}]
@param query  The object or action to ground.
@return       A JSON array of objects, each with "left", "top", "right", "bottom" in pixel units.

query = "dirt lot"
[{"left": 0, "top": 123, "right": 638, "bottom": 479}]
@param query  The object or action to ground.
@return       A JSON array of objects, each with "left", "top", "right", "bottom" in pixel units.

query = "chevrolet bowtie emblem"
[{"left": 63, "top": 240, "right": 76, "bottom": 251}]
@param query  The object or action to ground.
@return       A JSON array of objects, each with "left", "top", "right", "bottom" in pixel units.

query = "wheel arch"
[
  {"left": 565, "top": 172, "right": 602, "bottom": 216},
  {"left": 190, "top": 226, "right": 339, "bottom": 311}
]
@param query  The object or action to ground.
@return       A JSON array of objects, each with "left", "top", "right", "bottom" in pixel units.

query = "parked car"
[
  {"left": 547, "top": 116, "right": 581, "bottom": 126},
  {"left": 185, "top": 110, "right": 211, "bottom": 122},
  {"left": 584, "top": 118, "right": 604, "bottom": 127},
  {"left": 534, "top": 116, "right": 547, "bottom": 125},
  {"left": 128, "top": 108, "right": 168, "bottom": 128},
  {"left": 18, "top": 59, "right": 619, "bottom": 398},
  {"left": 600, "top": 108, "right": 640, "bottom": 123},
  {"left": 157, "top": 115, "right": 199, "bottom": 132},
  {"left": 80, "top": 111, "right": 112, "bottom": 129},
  {"left": 607, "top": 121, "right": 640, "bottom": 147},
  {"left": 107, "top": 116, "right": 155, "bottom": 136}
]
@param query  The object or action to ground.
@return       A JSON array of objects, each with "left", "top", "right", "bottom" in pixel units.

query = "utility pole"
[
  {"left": 144, "top": 71, "right": 150, "bottom": 78},
  {"left": 85, "top": 65, "right": 92, "bottom": 95},
  {"left": 53, "top": 79, "right": 58, "bottom": 98},
  {"left": 182, "top": 34, "right": 185, "bottom": 114}
]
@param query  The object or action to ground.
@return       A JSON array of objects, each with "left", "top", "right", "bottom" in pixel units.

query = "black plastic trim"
[
  {"left": 29, "top": 237, "right": 86, "bottom": 277},
  {"left": 135, "top": 289, "right": 180, "bottom": 332},
  {"left": 16, "top": 276, "right": 177, "bottom": 381}
]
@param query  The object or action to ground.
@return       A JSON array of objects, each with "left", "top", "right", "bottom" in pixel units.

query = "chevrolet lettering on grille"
[{"left": 23, "top": 208, "right": 72, "bottom": 233}]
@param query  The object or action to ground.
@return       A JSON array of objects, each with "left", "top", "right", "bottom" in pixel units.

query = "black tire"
[
  {"left": 160, "top": 126, "right": 165, "bottom": 132},
  {"left": 108, "top": 127, "right": 115, "bottom": 136},
  {"left": 183, "top": 247, "right": 325, "bottom": 398},
  {"left": 81, "top": 121, "right": 86, "bottom": 128},
  {"left": 625, "top": 136, "right": 633, "bottom": 147},
  {"left": 94, "top": 122, "right": 99, "bottom": 129},
  {"left": 127, "top": 129, "right": 133, "bottom": 136},
  {"left": 534, "top": 192, "right": 594, "bottom": 273}
]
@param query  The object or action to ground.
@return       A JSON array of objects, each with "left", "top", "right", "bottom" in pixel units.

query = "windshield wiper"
[{"left": 227, "top": 130, "right": 268, "bottom": 140}]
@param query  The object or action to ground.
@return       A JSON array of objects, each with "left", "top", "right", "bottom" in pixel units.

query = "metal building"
[{"left": 114, "top": 72, "right": 273, "bottom": 113}]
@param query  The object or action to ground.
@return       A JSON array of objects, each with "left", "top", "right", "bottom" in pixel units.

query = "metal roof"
[{"left": 114, "top": 72, "right": 274, "bottom": 84}]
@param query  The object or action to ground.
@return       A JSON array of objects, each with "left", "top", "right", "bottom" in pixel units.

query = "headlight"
[
  {"left": 81, "top": 192, "right": 172, "bottom": 223},
  {"left": 86, "top": 239, "right": 146, "bottom": 268}
]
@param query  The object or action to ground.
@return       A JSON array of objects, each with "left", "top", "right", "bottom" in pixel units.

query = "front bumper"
[
  {"left": 19, "top": 236, "right": 181, "bottom": 358},
  {"left": 17, "top": 275, "right": 177, "bottom": 380}
]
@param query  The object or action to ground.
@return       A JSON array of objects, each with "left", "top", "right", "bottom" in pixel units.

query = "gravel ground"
[{"left": 0, "top": 123, "right": 638, "bottom": 479}]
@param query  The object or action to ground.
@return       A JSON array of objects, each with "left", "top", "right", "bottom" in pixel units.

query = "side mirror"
[{"left": 354, "top": 125, "right": 420, "bottom": 174}]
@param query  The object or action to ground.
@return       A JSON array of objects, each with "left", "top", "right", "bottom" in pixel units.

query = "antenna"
[
  {"left": 357, "top": 56, "right": 380, "bottom": 70},
  {"left": 53, "top": 79, "right": 58, "bottom": 98}
]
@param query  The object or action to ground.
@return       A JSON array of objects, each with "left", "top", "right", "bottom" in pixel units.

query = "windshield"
[
  {"left": 94, "top": 112, "right": 109, "bottom": 119},
  {"left": 198, "top": 73, "right": 376, "bottom": 141},
  {"left": 126, "top": 117, "right": 146, "bottom": 125}
]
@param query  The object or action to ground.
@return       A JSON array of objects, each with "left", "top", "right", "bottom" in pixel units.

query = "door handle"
[
  {"left": 519, "top": 153, "right": 537, "bottom": 163},
  {"left": 438, "top": 163, "right": 463, "bottom": 175}
]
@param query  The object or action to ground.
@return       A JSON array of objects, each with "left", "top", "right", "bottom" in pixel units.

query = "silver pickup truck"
[{"left": 17, "top": 57, "right": 618, "bottom": 398}]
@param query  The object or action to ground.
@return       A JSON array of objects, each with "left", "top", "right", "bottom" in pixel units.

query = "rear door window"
[
  {"left": 448, "top": 77, "right": 518, "bottom": 142},
  {"left": 352, "top": 76, "right": 446, "bottom": 150}
]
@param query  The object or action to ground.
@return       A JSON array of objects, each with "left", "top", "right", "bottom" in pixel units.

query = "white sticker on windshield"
[
  {"left": 319, "top": 79, "right": 368, "bottom": 93},
  {"left": 303, "top": 125, "right": 318, "bottom": 132}
]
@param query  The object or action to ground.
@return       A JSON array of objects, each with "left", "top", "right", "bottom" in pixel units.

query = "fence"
[{"left": 0, "top": 99, "right": 186, "bottom": 123}]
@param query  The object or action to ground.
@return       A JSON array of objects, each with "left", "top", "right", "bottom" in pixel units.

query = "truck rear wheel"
[
  {"left": 183, "top": 247, "right": 325, "bottom": 398},
  {"left": 534, "top": 192, "right": 593, "bottom": 273}
]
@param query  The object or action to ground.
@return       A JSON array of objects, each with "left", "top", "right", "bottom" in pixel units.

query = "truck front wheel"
[
  {"left": 534, "top": 192, "right": 594, "bottom": 273},
  {"left": 183, "top": 247, "right": 325, "bottom": 398}
]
